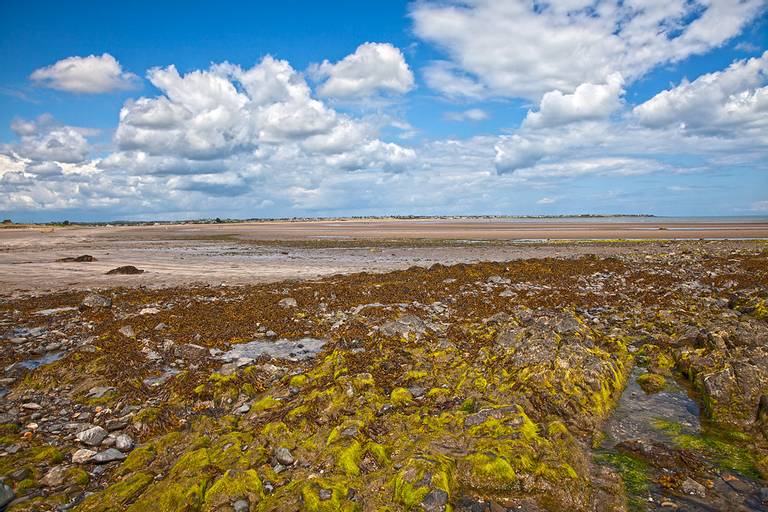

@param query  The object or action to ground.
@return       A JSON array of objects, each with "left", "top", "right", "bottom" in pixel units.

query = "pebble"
[
  {"left": 275, "top": 447, "right": 295, "bottom": 465},
  {"left": 233, "top": 499, "right": 249, "bottom": 512},
  {"left": 115, "top": 434, "right": 134, "bottom": 452},
  {"left": 682, "top": 477, "right": 706, "bottom": 497},
  {"left": 72, "top": 448, "right": 97, "bottom": 464},
  {"left": 76, "top": 426, "right": 108, "bottom": 446},
  {"left": 40, "top": 466, "right": 66, "bottom": 487},
  {"left": 119, "top": 325, "right": 136, "bottom": 338},
  {"left": 92, "top": 448, "right": 127, "bottom": 463},
  {"left": 80, "top": 293, "right": 112, "bottom": 308}
]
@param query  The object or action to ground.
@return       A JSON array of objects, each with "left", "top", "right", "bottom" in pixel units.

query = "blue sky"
[{"left": 0, "top": 0, "right": 766, "bottom": 221}]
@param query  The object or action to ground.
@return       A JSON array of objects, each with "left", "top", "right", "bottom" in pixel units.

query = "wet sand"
[{"left": 1, "top": 218, "right": 766, "bottom": 295}]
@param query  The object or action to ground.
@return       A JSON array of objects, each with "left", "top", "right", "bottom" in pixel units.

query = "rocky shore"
[{"left": 0, "top": 240, "right": 766, "bottom": 511}]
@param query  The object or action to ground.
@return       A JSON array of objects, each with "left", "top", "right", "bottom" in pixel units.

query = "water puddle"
[
  {"left": 220, "top": 337, "right": 326, "bottom": 364},
  {"left": 596, "top": 368, "right": 766, "bottom": 511},
  {"left": 142, "top": 367, "right": 181, "bottom": 387},
  {"left": 34, "top": 306, "right": 78, "bottom": 316},
  {"left": 14, "top": 351, "right": 65, "bottom": 370}
]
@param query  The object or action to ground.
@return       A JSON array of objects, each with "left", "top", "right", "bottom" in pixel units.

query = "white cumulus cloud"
[
  {"left": 523, "top": 73, "right": 625, "bottom": 128},
  {"left": 411, "top": 0, "right": 765, "bottom": 100},
  {"left": 30, "top": 53, "right": 139, "bottom": 93},
  {"left": 312, "top": 42, "right": 414, "bottom": 98},
  {"left": 633, "top": 51, "right": 768, "bottom": 137}
]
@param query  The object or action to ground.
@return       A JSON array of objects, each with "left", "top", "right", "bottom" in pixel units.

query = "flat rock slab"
[{"left": 220, "top": 338, "right": 326, "bottom": 363}]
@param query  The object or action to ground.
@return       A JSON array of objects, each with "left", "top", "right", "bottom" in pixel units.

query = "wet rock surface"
[{"left": 0, "top": 240, "right": 765, "bottom": 511}]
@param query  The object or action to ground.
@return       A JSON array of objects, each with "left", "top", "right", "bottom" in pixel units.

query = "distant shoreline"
[{"left": 6, "top": 213, "right": 658, "bottom": 227}]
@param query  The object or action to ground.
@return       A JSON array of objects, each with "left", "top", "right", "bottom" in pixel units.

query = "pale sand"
[{"left": 1, "top": 218, "right": 766, "bottom": 295}]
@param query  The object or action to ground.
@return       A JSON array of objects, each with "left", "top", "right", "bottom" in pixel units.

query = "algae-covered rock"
[{"left": 637, "top": 372, "right": 666, "bottom": 394}]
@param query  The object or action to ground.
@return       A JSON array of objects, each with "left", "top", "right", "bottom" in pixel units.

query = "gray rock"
[
  {"left": 81, "top": 294, "right": 112, "bottom": 309},
  {"left": 235, "top": 403, "right": 251, "bottom": 415},
  {"left": 118, "top": 325, "right": 135, "bottom": 338},
  {"left": 278, "top": 297, "right": 297, "bottom": 308},
  {"left": 86, "top": 386, "right": 114, "bottom": 399},
  {"left": 421, "top": 489, "right": 449, "bottom": 512},
  {"left": 92, "top": 448, "right": 127, "bottom": 463},
  {"left": 319, "top": 488, "right": 332, "bottom": 501},
  {"left": 486, "top": 275, "right": 511, "bottom": 285},
  {"left": 681, "top": 477, "right": 706, "bottom": 497},
  {"left": 9, "top": 468, "right": 31, "bottom": 481},
  {"left": 105, "top": 418, "right": 129, "bottom": 431},
  {"left": 72, "top": 448, "right": 96, "bottom": 463},
  {"left": 408, "top": 387, "right": 426, "bottom": 399},
  {"left": 275, "top": 447, "right": 295, "bottom": 465},
  {"left": 0, "top": 483, "right": 15, "bottom": 509},
  {"left": 0, "top": 412, "right": 19, "bottom": 424},
  {"left": 233, "top": 499, "right": 249, "bottom": 512},
  {"left": 40, "top": 465, "right": 66, "bottom": 487},
  {"left": 115, "top": 434, "right": 134, "bottom": 452},
  {"left": 379, "top": 315, "right": 427, "bottom": 338},
  {"left": 176, "top": 343, "right": 209, "bottom": 361},
  {"left": 76, "top": 426, "right": 108, "bottom": 446}
]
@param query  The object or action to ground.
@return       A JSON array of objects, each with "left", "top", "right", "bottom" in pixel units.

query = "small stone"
[
  {"left": 9, "top": 468, "right": 32, "bottom": 481},
  {"left": 759, "top": 487, "right": 768, "bottom": 504},
  {"left": 275, "top": 447, "right": 295, "bottom": 465},
  {"left": 233, "top": 499, "right": 249, "bottom": 512},
  {"left": 21, "top": 402, "right": 42, "bottom": 410},
  {"left": 76, "top": 426, "right": 108, "bottom": 446},
  {"left": 235, "top": 403, "right": 251, "bottom": 415},
  {"left": 278, "top": 297, "right": 297, "bottom": 308},
  {"left": 0, "top": 483, "right": 15, "bottom": 509},
  {"left": 319, "top": 488, "right": 332, "bottom": 501},
  {"left": 681, "top": 477, "right": 706, "bottom": 497},
  {"left": 72, "top": 448, "right": 97, "bottom": 463},
  {"left": 80, "top": 294, "right": 112, "bottom": 309},
  {"left": 87, "top": 386, "right": 114, "bottom": 399},
  {"left": 40, "top": 465, "right": 66, "bottom": 487},
  {"left": 92, "top": 448, "right": 127, "bottom": 463},
  {"left": 105, "top": 418, "right": 128, "bottom": 431},
  {"left": 115, "top": 434, "right": 134, "bottom": 452},
  {"left": 119, "top": 325, "right": 136, "bottom": 338},
  {"left": 408, "top": 386, "right": 426, "bottom": 398},
  {"left": 421, "top": 489, "right": 449, "bottom": 512},
  {"left": 139, "top": 307, "right": 160, "bottom": 315}
]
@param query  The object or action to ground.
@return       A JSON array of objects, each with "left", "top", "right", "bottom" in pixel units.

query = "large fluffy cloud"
[
  {"left": 523, "top": 73, "right": 625, "bottom": 128},
  {"left": 114, "top": 56, "right": 409, "bottom": 165},
  {"left": 6, "top": 114, "right": 94, "bottom": 165},
  {"left": 411, "top": 0, "right": 765, "bottom": 100},
  {"left": 30, "top": 53, "right": 138, "bottom": 94},
  {"left": 311, "top": 42, "right": 414, "bottom": 98},
  {"left": 633, "top": 51, "right": 768, "bottom": 137}
]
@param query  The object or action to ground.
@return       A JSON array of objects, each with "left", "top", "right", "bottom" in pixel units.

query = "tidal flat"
[{"left": 0, "top": 237, "right": 766, "bottom": 511}]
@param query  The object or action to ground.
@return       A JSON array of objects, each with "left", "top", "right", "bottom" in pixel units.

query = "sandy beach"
[{"left": 1, "top": 218, "right": 766, "bottom": 294}]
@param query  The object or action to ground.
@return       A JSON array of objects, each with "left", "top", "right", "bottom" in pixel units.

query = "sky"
[{"left": 0, "top": 0, "right": 767, "bottom": 222}]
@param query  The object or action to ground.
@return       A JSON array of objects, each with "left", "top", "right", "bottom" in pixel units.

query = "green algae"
[
  {"left": 203, "top": 469, "right": 263, "bottom": 510},
  {"left": 653, "top": 419, "right": 762, "bottom": 479},
  {"left": 636, "top": 373, "right": 666, "bottom": 394},
  {"left": 596, "top": 452, "right": 649, "bottom": 512}
]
